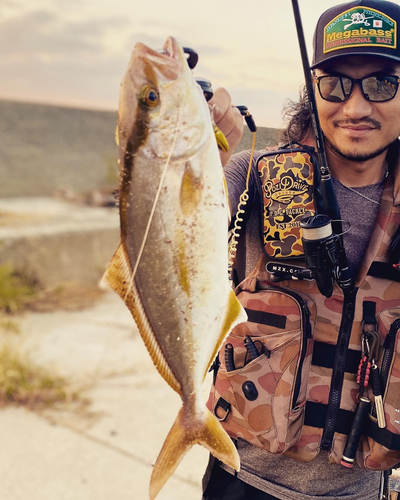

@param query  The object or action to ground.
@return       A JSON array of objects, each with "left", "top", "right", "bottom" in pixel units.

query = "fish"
[{"left": 102, "top": 36, "right": 247, "bottom": 499}]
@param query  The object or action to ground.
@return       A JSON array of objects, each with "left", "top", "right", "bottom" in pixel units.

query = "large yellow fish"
[{"left": 103, "top": 36, "right": 246, "bottom": 499}]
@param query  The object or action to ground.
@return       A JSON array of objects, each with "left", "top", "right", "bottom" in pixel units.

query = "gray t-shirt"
[{"left": 222, "top": 149, "right": 385, "bottom": 500}]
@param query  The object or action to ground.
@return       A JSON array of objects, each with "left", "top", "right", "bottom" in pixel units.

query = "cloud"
[
  {"left": 0, "top": 8, "right": 131, "bottom": 109},
  {"left": 0, "top": 54, "right": 125, "bottom": 110},
  {"left": 0, "top": 9, "right": 128, "bottom": 59},
  {"left": 0, "top": 0, "right": 23, "bottom": 17}
]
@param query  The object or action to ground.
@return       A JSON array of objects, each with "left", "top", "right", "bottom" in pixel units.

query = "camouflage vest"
[{"left": 207, "top": 153, "right": 400, "bottom": 471}]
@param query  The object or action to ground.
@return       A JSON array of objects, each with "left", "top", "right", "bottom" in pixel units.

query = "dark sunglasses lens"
[
  {"left": 362, "top": 75, "right": 398, "bottom": 101},
  {"left": 318, "top": 76, "right": 349, "bottom": 102}
]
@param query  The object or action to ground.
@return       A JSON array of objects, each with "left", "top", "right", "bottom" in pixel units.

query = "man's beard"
[
  {"left": 325, "top": 118, "right": 392, "bottom": 162},
  {"left": 324, "top": 135, "right": 392, "bottom": 162}
]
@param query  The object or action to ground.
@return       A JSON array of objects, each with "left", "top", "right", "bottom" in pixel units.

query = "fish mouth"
[
  {"left": 133, "top": 37, "right": 186, "bottom": 80},
  {"left": 161, "top": 37, "right": 181, "bottom": 61}
]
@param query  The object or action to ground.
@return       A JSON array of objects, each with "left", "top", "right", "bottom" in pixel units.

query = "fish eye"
[{"left": 140, "top": 86, "right": 159, "bottom": 108}]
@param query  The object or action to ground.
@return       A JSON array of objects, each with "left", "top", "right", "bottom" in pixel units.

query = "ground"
[{"left": 0, "top": 289, "right": 210, "bottom": 500}]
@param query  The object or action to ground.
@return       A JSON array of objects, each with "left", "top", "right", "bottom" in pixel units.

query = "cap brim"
[{"left": 311, "top": 51, "right": 400, "bottom": 69}]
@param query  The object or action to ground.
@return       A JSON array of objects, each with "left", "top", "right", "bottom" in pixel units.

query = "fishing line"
[{"left": 123, "top": 101, "right": 184, "bottom": 301}]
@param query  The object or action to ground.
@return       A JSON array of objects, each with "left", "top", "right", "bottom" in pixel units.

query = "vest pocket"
[
  {"left": 207, "top": 284, "right": 314, "bottom": 454},
  {"left": 361, "top": 315, "right": 400, "bottom": 470}
]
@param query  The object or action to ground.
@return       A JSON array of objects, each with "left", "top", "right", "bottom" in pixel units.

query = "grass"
[
  {"left": 0, "top": 263, "right": 95, "bottom": 408},
  {"left": 0, "top": 263, "right": 104, "bottom": 314},
  {"left": 0, "top": 345, "right": 77, "bottom": 409},
  {"left": 0, "top": 263, "right": 38, "bottom": 313},
  {"left": 0, "top": 317, "right": 20, "bottom": 334}
]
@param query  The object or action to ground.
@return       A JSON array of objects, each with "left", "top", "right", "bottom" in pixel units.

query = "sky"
[{"left": 2, "top": 0, "right": 399, "bottom": 128}]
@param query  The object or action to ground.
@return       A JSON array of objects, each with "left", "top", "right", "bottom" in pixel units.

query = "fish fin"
[
  {"left": 149, "top": 402, "right": 239, "bottom": 500},
  {"left": 102, "top": 243, "right": 182, "bottom": 395},
  {"left": 203, "top": 288, "right": 247, "bottom": 381}
]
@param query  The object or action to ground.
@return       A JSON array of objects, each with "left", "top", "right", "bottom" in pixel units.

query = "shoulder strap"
[{"left": 367, "top": 262, "right": 400, "bottom": 283}]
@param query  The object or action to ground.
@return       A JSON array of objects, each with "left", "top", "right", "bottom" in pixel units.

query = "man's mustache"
[{"left": 333, "top": 118, "right": 382, "bottom": 130}]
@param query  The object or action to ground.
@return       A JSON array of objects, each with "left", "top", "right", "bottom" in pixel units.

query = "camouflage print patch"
[{"left": 258, "top": 150, "right": 317, "bottom": 259}]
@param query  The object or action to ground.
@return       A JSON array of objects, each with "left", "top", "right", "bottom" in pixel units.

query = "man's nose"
[{"left": 341, "top": 83, "right": 373, "bottom": 119}]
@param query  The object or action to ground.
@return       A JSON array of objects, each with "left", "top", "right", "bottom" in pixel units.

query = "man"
[{"left": 203, "top": 0, "right": 400, "bottom": 499}]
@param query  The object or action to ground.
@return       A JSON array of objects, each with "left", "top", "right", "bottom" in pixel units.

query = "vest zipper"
[
  {"left": 321, "top": 287, "right": 357, "bottom": 450},
  {"left": 257, "top": 283, "right": 311, "bottom": 410},
  {"left": 380, "top": 318, "right": 400, "bottom": 389}
]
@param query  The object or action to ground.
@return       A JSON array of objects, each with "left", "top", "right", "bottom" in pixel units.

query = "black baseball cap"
[{"left": 311, "top": 0, "right": 400, "bottom": 69}]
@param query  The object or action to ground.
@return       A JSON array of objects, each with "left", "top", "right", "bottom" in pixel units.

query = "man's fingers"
[
  {"left": 209, "top": 88, "right": 232, "bottom": 124},
  {"left": 209, "top": 87, "right": 245, "bottom": 166}
]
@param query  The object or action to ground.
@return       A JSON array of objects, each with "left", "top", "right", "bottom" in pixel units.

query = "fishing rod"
[
  {"left": 292, "top": 0, "right": 369, "bottom": 469},
  {"left": 291, "top": 0, "right": 352, "bottom": 293}
]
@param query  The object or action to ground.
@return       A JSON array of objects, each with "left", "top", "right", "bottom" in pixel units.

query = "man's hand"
[{"left": 209, "top": 88, "right": 244, "bottom": 166}]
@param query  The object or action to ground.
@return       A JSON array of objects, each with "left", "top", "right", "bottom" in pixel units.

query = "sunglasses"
[{"left": 314, "top": 74, "right": 400, "bottom": 103}]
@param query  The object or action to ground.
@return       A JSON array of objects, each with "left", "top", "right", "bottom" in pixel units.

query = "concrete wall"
[
  {"left": 0, "top": 100, "right": 118, "bottom": 198},
  {"left": 238, "top": 126, "right": 281, "bottom": 151},
  {"left": 0, "top": 100, "right": 280, "bottom": 198}
]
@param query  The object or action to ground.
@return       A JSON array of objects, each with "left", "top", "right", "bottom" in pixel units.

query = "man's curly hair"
[{"left": 279, "top": 86, "right": 312, "bottom": 145}]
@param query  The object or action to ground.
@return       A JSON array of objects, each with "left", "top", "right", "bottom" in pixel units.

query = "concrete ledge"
[{"left": 0, "top": 198, "right": 119, "bottom": 286}]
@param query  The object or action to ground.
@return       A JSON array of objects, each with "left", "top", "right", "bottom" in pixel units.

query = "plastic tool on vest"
[
  {"left": 341, "top": 397, "right": 371, "bottom": 468},
  {"left": 244, "top": 336, "right": 260, "bottom": 363},
  {"left": 225, "top": 344, "right": 235, "bottom": 372},
  {"left": 342, "top": 329, "right": 371, "bottom": 468},
  {"left": 371, "top": 363, "right": 386, "bottom": 429},
  {"left": 341, "top": 307, "right": 383, "bottom": 467}
]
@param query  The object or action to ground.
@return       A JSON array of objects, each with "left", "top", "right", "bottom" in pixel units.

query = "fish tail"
[{"left": 149, "top": 402, "right": 239, "bottom": 500}]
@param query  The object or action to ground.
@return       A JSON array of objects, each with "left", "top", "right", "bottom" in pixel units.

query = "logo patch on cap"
[{"left": 323, "top": 6, "right": 397, "bottom": 54}]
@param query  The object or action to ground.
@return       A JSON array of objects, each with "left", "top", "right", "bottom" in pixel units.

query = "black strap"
[
  {"left": 312, "top": 341, "right": 361, "bottom": 374},
  {"left": 365, "top": 418, "right": 400, "bottom": 451},
  {"left": 363, "top": 301, "right": 377, "bottom": 325},
  {"left": 304, "top": 401, "right": 354, "bottom": 435},
  {"left": 368, "top": 262, "right": 400, "bottom": 282},
  {"left": 244, "top": 308, "right": 286, "bottom": 329}
]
